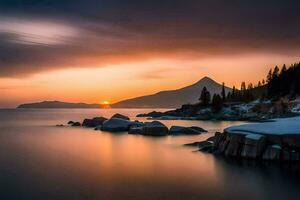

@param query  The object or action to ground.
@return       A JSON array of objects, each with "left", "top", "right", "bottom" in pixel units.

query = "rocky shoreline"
[
  {"left": 187, "top": 117, "right": 300, "bottom": 162},
  {"left": 65, "top": 113, "right": 207, "bottom": 136},
  {"left": 62, "top": 113, "right": 300, "bottom": 163},
  {"left": 137, "top": 100, "right": 300, "bottom": 122}
]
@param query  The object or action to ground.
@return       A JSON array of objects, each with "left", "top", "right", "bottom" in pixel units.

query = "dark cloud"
[{"left": 1, "top": 0, "right": 300, "bottom": 77}]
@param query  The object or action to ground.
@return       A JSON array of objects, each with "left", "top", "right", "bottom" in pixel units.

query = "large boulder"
[
  {"left": 224, "top": 133, "right": 244, "bottom": 157},
  {"left": 82, "top": 117, "right": 107, "bottom": 127},
  {"left": 101, "top": 118, "right": 136, "bottom": 132},
  {"left": 128, "top": 125, "right": 144, "bottom": 135},
  {"left": 241, "top": 134, "right": 266, "bottom": 159},
  {"left": 111, "top": 113, "right": 130, "bottom": 120},
  {"left": 262, "top": 145, "right": 281, "bottom": 160},
  {"left": 169, "top": 126, "right": 206, "bottom": 135},
  {"left": 140, "top": 121, "right": 169, "bottom": 136}
]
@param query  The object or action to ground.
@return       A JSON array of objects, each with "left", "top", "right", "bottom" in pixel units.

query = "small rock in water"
[
  {"left": 169, "top": 126, "right": 205, "bottom": 135},
  {"left": 82, "top": 117, "right": 107, "bottom": 127},
  {"left": 111, "top": 113, "right": 130, "bottom": 120},
  {"left": 190, "top": 126, "right": 208, "bottom": 133},
  {"left": 71, "top": 122, "right": 81, "bottom": 127}
]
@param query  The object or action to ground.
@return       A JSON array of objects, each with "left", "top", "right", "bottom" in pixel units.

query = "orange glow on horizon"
[{"left": 0, "top": 53, "right": 299, "bottom": 108}]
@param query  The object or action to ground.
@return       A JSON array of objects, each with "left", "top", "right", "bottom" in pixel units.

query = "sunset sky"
[{"left": 1, "top": 0, "right": 300, "bottom": 107}]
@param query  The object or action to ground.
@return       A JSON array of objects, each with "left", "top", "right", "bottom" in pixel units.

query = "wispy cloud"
[
  {"left": 0, "top": 17, "right": 79, "bottom": 46},
  {"left": 0, "top": 0, "right": 300, "bottom": 77}
]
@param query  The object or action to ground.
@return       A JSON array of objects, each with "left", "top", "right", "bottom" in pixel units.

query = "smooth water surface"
[{"left": 0, "top": 109, "right": 299, "bottom": 200}]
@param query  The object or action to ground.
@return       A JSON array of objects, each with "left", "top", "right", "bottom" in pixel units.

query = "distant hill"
[
  {"left": 112, "top": 77, "right": 231, "bottom": 108},
  {"left": 17, "top": 101, "right": 100, "bottom": 109}
]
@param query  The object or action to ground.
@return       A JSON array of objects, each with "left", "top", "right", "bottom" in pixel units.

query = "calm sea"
[{"left": 0, "top": 109, "right": 299, "bottom": 200}]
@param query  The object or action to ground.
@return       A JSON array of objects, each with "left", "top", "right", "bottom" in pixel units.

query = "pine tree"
[
  {"left": 267, "top": 69, "right": 273, "bottom": 83},
  {"left": 199, "top": 87, "right": 211, "bottom": 106},
  {"left": 240, "top": 82, "right": 246, "bottom": 101},
  {"left": 272, "top": 66, "right": 279, "bottom": 78},
  {"left": 231, "top": 86, "right": 236, "bottom": 101},
  {"left": 258, "top": 81, "right": 261, "bottom": 87},
  {"left": 212, "top": 94, "right": 223, "bottom": 113},
  {"left": 221, "top": 82, "right": 226, "bottom": 102}
]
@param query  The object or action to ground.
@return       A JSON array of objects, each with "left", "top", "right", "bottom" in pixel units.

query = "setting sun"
[
  {"left": 102, "top": 101, "right": 110, "bottom": 105},
  {"left": 100, "top": 100, "right": 111, "bottom": 108}
]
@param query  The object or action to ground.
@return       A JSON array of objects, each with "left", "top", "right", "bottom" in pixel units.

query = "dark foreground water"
[{"left": 0, "top": 109, "right": 299, "bottom": 200}]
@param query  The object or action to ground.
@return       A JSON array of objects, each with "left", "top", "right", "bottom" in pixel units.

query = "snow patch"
[{"left": 225, "top": 116, "right": 300, "bottom": 136}]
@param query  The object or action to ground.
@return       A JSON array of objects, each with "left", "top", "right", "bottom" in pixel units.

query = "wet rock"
[
  {"left": 111, "top": 113, "right": 130, "bottom": 120},
  {"left": 169, "top": 126, "right": 204, "bottom": 135},
  {"left": 241, "top": 134, "right": 266, "bottom": 159},
  {"left": 67, "top": 121, "right": 74, "bottom": 125},
  {"left": 282, "top": 135, "right": 300, "bottom": 149},
  {"left": 283, "top": 150, "right": 291, "bottom": 161},
  {"left": 82, "top": 117, "right": 107, "bottom": 127},
  {"left": 290, "top": 150, "right": 300, "bottom": 161},
  {"left": 262, "top": 145, "right": 281, "bottom": 160},
  {"left": 190, "top": 126, "right": 208, "bottom": 133},
  {"left": 140, "top": 121, "right": 169, "bottom": 136},
  {"left": 128, "top": 126, "right": 144, "bottom": 134},
  {"left": 184, "top": 141, "right": 201, "bottom": 147},
  {"left": 72, "top": 122, "right": 81, "bottom": 126},
  {"left": 198, "top": 141, "right": 214, "bottom": 152},
  {"left": 101, "top": 118, "right": 136, "bottom": 132},
  {"left": 279, "top": 149, "right": 299, "bottom": 162},
  {"left": 224, "top": 134, "right": 244, "bottom": 157},
  {"left": 213, "top": 132, "right": 224, "bottom": 146},
  {"left": 136, "top": 111, "right": 165, "bottom": 118}
]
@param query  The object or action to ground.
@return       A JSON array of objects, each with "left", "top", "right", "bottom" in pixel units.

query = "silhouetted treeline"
[
  {"left": 198, "top": 62, "right": 300, "bottom": 112},
  {"left": 226, "top": 82, "right": 255, "bottom": 103},
  {"left": 267, "top": 62, "right": 300, "bottom": 98}
]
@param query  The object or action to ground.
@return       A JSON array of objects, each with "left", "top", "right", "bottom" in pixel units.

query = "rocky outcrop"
[
  {"left": 192, "top": 131, "right": 300, "bottom": 162},
  {"left": 241, "top": 134, "right": 266, "bottom": 159},
  {"left": 169, "top": 126, "right": 207, "bottom": 135},
  {"left": 137, "top": 100, "right": 300, "bottom": 122},
  {"left": 262, "top": 145, "right": 281, "bottom": 160},
  {"left": 111, "top": 113, "right": 130, "bottom": 120},
  {"left": 82, "top": 117, "right": 107, "bottom": 127},
  {"left": 101, "top": 118, "right": 137, "bottom": 132}
]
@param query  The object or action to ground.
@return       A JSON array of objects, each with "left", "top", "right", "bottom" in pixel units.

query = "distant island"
[
  {"left": 17, "top": 101, "right": 101, "bottom": 109},
  {"left": 17, "top": 77, "right": 231, "bottom": 109}
]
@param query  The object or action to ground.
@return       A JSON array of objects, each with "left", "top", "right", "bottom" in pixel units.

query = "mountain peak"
[
  {"left": 113, "top": 76, "right": 232, "bottom": 108},
  {"left": 200, "top": 76, "right": 214, "bottom": 82},
  {"left": 194, "top": 76, "right": 217, "bottom": 86}
]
